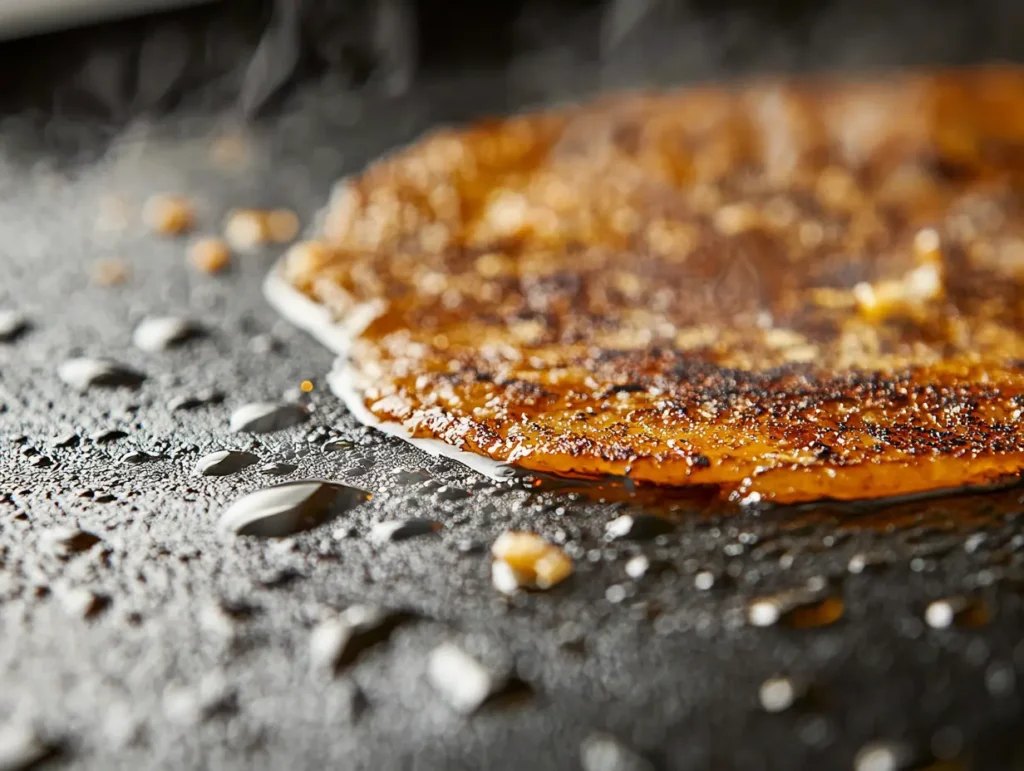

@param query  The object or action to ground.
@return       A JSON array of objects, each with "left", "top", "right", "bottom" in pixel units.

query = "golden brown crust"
[{"left": 283, "top": 66, "right": 1024, "bottom": 504}]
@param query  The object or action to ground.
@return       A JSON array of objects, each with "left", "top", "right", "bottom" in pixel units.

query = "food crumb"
[
  {"left": 491, "top": 531, "right": 573, "bottom": 593},
  {"left": 224, "top": 209, "right": 270, "bottom": 252},
  {"left": 267, "top": 209, "right": 301, "bottom": 243},
  {"left": 188, "top": 237, "right": 231, "bottom": 274},
  {"left": 143, "top": 194, "right": 195, "bottom": 236},
  {"left": 91, "top": 258, "right": 129, "bottom": 286}
]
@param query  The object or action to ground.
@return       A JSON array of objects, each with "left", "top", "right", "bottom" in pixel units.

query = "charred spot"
[{"left": 690, "top": 453, "right": 711, "bottom": 468}]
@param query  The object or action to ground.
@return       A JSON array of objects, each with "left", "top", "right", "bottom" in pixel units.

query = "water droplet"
[
  {"left": 258, "top": 462, "right": 297, "bottom": 477},
  {"left": 119, "top": 450, "right": 159, "bottom": 465},
  {"left": 58, "top": 358, "right": 145, "bottom": 391},
  {"left": 194, "top": 450, "right": 260, "bottom": 477},
  {"left": 853, "top": 740, "right": 915, "bottom": 771},
  {"left": 848, "top": 552, "right": 892, "bottom": 574},
  {"left": 579, "top": 732, "right": 653, "bottom": 771},
  {"left": 43, "top": 527, "right": 102, "bottom": 558},
  {"left": 163, "top": 672, "right": 237, "bottom": 726},
  {"left": 218, "top": 481, "right": 368, "bottom": 537},
  {"left": 392, "top": 467, "right": 432, "bottom": 485},
  {"left": 604, "top": 514, "right": 674, "bottom": 541},
  {"left": 92, "top": 429, "right": 128, "bottom": 444},
  {"left": 309, "top": 605, "right": 410, "bottom": 674},
  {"left": 924, "top": 596, "right": 991, "bottom": 629},
  {"left": 694, "top": 570, "right": 716, "bottom": 590},
  {"left": 52, "top": 433, "right": 80, "bottom": 449},
  {"left": 132, "top": 316, "right": 204, "bottom": 352},
  {"left": 249, "top": 334, "right": 279, "bottom": 355},
  {"left": 321, "top": 439, "right": 354, "bottom": 453},
  {"left": 0, "top": 722, "right": 58, "bottom": 771},
  {"left": 369, "top": 518, "right": 441, "bottom": 543},
  {"left": 61, "top": 587, "right": 108, "bottom": 618},
  {"left": 604, "top": 584, "right": 628, "bottom": 603},
  {"left": 0, "top": 310, "right": 29, "bottom": 343},
  {"left": 985, "top": 661, "right": 1016, "bottom": 696},
  {"left": 759, "top": 675, "right": 801, "bottom": 713},
  {"left": 747, "top": 585, "right": 843, "bottom": 628},
  {"left": 229, "top": 402, "right": 308, "bottom": 433},
  {"left": 427, "top": 643, "right": 506, "bottom": 715},
  {"left": 624, "top": 555, "right": 650, "bottom": 580},
  {"left": 168, "top": 390, "right": 225, "bottom": 411}
]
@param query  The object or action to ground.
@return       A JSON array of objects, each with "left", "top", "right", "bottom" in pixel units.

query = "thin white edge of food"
[{"left": 262, "top": 256, "right": 517, "bottom": 483}]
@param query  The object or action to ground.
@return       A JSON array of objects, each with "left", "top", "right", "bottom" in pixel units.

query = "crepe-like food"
[{"left": 268, "top": 67, "right": 1024, "bottom": 504}]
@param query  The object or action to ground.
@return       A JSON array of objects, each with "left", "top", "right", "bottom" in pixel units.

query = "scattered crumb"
[
  {"left": 224, "top": 209, "right": 270, "bottom": 252},
  {"left": 491, "top": 531, "right": 573, "bottom": 593},
  {"left": 267, "top": 209, "right": 300, "bottom": 243},
  {"left": 143, "top": 194, "right": 196, "bottom": 236},
  {"left": 854, "top": 261, "right": 945, "bottom": 323},
  {"left": 188, "top": 238, "right": 231, "bottom": 274},
  {"left": 91, "top": 258, "right": 129, "bottom": 286}
]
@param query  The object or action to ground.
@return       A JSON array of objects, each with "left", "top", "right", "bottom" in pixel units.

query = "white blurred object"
[{"left": 0, "top": 0, "right": 215, "bottom": 40}]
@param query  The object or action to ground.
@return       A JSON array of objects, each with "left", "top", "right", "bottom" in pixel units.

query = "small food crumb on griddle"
[
  {"left": 90, "top": 258, "right": 129, "bottom": 286},
  {"left": 224, "top": 208, "right": 302, "bottom": 251},
  {"left": 188, "top": 237, "right": 232, "bottom": 274},
  {"left": 143, "top": 194, "right": 195, "bottom": 236},
  {"left": 224, "top": 209, "right": 270, "bottom": 251},
  {"left": 491, "top": 531, "right": 573, "bottom": 593},
  {"left": 267, "top": 209, "right": 300, "bottom": 243}
]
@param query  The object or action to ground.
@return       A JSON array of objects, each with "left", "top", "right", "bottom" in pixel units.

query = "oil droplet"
[
  {"left": 218, "top": 481, "right": 369, "bottom": 537},
  {"left": 300, "top": 380, "right": 314, "bottom": 393}
]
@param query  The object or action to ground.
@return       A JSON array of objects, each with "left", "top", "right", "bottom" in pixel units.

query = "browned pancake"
[{"left": 273, "top": 66, "right": 1024, "bottom": 504}]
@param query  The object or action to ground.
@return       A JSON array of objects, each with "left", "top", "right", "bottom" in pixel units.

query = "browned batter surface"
[{"left": 281, "top": 66, "right": 1024, "bottom": 504}]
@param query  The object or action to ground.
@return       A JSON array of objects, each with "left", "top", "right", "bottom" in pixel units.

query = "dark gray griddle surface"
[{"left": 2, "top": 56, "right": 1024, "bottom": 771}]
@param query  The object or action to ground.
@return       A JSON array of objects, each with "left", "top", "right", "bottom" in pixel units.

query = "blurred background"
[{"left": 3, "top": 0, "right": 1024, "bottom": 126}]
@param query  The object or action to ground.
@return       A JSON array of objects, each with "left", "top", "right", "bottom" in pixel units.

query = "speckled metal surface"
[{"left": 2, "top": 6, "right": 1024, "bottom": 771}]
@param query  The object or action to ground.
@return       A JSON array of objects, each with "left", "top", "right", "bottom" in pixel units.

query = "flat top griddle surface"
[{"left": 2, "top": 21, "right": 1024, "bottom": 771}]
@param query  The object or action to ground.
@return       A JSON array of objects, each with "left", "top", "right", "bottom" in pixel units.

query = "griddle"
[{"left": 2, "top": 1, "right": 1024, "bottom": 769}]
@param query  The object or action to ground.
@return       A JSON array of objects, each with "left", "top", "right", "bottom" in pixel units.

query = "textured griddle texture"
[{"left": 283, "top": 67, "right": 1024, "bottom": 503}]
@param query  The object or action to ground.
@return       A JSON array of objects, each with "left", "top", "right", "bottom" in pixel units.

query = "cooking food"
[{"left": 267, "top": 66, "right": 1024, "bottom": 504}]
